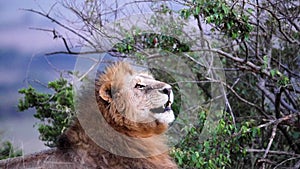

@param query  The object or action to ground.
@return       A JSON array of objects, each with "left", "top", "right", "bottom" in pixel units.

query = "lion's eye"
[{"left": 135, "top": 83, "right": 146, "bottom": 89}]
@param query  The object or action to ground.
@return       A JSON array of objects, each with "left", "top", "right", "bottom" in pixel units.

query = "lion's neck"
[{"left": 59, "top": 118, "right": 177, "bottom": 168}]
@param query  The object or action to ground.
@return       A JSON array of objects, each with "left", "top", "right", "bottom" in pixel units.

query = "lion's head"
[{"left": 95, "top": 62, "right": 175, "bottom": 138}]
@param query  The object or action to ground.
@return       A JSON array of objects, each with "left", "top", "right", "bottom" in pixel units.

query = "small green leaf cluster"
[
  {"left": 151, "top": 4, "right": 172, "bottom": 15},
  {"left": 270, "top": 69, "right": 291, "bottom": 87},
  {"left": 180, "top": 0, "right": 253, "bottom": 40},
  {"left": 0, "top": 139, "right": 22, "bottom": 160},
  {"left": 112, "top": 33, "right": 190, "bottom": 55},
  {"left": 171, "top": 112, "right": 259, "bottom": 168},
  {"left": 18, "top": 77, "right": 74, "bottom": 147}
]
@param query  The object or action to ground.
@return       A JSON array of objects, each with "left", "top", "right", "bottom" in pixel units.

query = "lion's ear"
[{"left": 99, "top": 83, "right": 112, "bottom": 103}]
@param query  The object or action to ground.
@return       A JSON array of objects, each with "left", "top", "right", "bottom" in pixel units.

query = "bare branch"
[
  {"left": 263, "top": 124, "right": 277, "bottom": 158},
  {"left": 292, "top": 159, "right": 300, "bottom": 169},
  {"left": 257, "top": 78, "right": 298, "bottom": 114},
  {"left": 246, "top": 148, "right": 300, "bottom": 157},
  {"left": 21, "top": 8, "right": 98, "bottom": 50}
]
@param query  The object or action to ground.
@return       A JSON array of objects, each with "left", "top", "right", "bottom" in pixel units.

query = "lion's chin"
[
  {"left": 150, "top": 99, "right": 174, "bottom": 124},
  {"left": 151, "top": 104, "right": 175, "bottom": 124},
  {"left": 152, "top": 109, "right": 175, "bottom": 124},
  {"left": 150, "top": 100, "right": 172, "bottom": 114}
]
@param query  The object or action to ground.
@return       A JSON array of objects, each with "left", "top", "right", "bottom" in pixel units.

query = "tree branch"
[
  {"left": 263, "top": 124, "right": 277, "bottom": 158},
  {"left": 246, "top": 148, "right": 300, "bottom": 157},
  {"left": 22, "top": 8, "right": 98, "bottom": 50}
]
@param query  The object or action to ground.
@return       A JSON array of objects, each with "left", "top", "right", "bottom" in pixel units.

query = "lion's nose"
[{"left": 161, "top": 87, "right": 172, "bottom": 96}]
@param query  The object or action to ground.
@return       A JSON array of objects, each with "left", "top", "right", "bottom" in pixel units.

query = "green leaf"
[
  {"left": 194, "top": 6, "right": 200, "bottom": 16},
  {"left": 270, "top": 69, "right": 276, "bottom": 77}
]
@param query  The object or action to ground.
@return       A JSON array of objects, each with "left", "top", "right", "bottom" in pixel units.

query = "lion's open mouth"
[
  {"left": 150, "top": 100, "right": 172, "bottom": 114},
  {"left": 164, "top": 101, "right": 172, "bottom": 111}
]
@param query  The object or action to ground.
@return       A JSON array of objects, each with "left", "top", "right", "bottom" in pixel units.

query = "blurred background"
[{"left": 0, "top": 0, "right": 76, "bottom": 154}]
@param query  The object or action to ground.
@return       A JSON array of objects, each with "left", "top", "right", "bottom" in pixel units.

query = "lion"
[
  {"left": 96, "top": 62, "right": 175, "bottom": 137},
  {"left": 0, "top": 62, "right": 177, "bottom": 169}
]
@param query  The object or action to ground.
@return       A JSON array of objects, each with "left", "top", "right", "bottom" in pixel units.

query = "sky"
[
  {"left": 0, "top": 0, "right": 61, "bottom": 53},
  {"left": 0, "top": 0, "right": 67, "bottom": 154}
]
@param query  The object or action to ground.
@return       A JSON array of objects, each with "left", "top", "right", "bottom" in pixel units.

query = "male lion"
[
  {"left": 96, "top": 62, "right": 175, "bottom": 137},
  {"left": 0, "top": 62, "right": 177, "bottom": 169}
]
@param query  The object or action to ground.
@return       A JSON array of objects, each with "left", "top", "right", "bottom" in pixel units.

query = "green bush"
[
  {"left": 171, "top": 112, "right": 259, "bottom": 168},
  {"left": 18, "top": 77, "right": 74, "bottom": 147},
  {"left": 0, "top": 138, "right": 22, "bottom": 160},
  {"left": 179, "top": 0, "right": 253, "bottom": 40}
]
